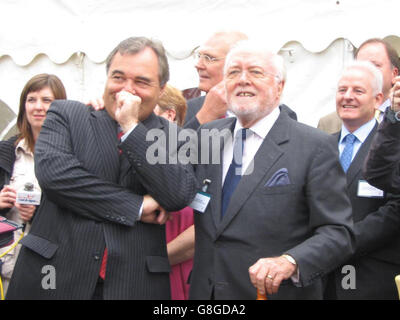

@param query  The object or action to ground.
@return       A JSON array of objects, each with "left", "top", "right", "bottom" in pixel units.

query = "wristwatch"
[{"left": 282, "top": 254, "right": 297, "bottom": 266}]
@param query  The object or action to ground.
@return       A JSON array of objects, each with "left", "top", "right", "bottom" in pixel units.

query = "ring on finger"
[{"left": 267, "top": 274, "right": 274, "bottom": 280}]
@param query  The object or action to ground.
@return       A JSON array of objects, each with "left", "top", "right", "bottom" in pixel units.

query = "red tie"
[
  {"left": 99, "top": 129, "right": 124, "bottom": 280},
  {"left": 117, "top": 130, "right": 124, "bottom": 154},
  {"left": 99, "top": 249, "right": 107, "bottom": 279}
]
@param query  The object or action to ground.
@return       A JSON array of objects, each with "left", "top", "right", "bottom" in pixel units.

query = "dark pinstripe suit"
[{"left": 6, "top": 100, "right": 197, "bottom": 299}]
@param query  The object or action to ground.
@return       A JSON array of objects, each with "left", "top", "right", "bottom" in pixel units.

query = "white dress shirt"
[
  {"left": 222, "top": 107, "right": 280, "bottom": 184},
  {"left": 339, "top": 118, "right": 376, "bottom": 161}
]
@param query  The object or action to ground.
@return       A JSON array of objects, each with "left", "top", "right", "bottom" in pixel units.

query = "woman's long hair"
[{"left": 16, "top": 73, "right": 66, "bottom": 152}]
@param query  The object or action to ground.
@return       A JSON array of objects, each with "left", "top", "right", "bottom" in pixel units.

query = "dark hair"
[
  {"left": 106, "top": 36, "right": 170, "bottom": 87},
  {"left": 355, "top": 38, "right": 400, "bottom": 70},
  {"left": 17, "top": 73, "right": 67, "bottom": 152}
]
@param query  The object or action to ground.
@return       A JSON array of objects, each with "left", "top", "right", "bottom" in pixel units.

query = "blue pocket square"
[{"left": 264, "top": 168, "right": 291, "bottom": 187}]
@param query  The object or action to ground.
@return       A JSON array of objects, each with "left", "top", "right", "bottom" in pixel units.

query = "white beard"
[{"left": 229, "top": 100, "right": 261, "bottom": 118}]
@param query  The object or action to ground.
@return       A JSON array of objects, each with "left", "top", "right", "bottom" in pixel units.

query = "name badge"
[
  {"left": 189, "top": 192, "right": 211, "bottom": 213},
  {"left": 357, "top": 180, "right": 384, "bottom": 198}
]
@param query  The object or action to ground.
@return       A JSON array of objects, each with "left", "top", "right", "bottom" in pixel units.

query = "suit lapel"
[
  {"left": 89, "top": 110, "right": 120, "bottom": 182},
  {"left": 216, "top": 111, "right": 290, "bottom": 237},
  {"left": 346, "top": 123, "right": 377, "bottom": 186}
]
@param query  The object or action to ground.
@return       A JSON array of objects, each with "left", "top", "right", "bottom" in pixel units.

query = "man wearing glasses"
[{"left": 184, "top": 31, "right": 248, "bottom": 130}]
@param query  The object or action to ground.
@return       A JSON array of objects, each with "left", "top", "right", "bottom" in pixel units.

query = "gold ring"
[{"left": 267, "top": 274, "right": 274, "bottom": 280}]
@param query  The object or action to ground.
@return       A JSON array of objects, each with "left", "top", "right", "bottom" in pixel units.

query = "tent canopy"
[
  {"left": 0, "top": 0, "right": 399, "bottom": 65},
  {"left": 1, "top": 0, "right": 399, "bottom": 136},
  {"left": 2, "top": 0, "right": 399, "bottom": 65}
]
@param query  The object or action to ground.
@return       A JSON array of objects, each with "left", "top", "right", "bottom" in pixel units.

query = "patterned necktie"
[
  {"left": 221, "top": 128, "right": 249, "bottom": 218},
  {"left": 340, "top": 133, "right": 357, "bottom": 173}
]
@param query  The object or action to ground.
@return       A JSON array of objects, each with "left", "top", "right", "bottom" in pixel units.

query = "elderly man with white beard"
[{"left": 189, "top": 40, "right": 355, "bottom": 300}]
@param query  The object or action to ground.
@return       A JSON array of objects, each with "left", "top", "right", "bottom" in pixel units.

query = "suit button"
[{"left": 94, "top": 254, "right": 101, "bottom": 261}]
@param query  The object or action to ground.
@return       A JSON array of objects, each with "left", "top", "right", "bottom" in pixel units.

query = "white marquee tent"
[{"left": 1, "top": 0, "right": 400, "bottom": 139}]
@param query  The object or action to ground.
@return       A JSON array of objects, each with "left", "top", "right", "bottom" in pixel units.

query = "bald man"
[{"left": 184, "top": 31, "right": 248, "bottom": 130}]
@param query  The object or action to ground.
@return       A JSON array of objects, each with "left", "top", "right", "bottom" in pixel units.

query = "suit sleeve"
[
  {"left": 35, "top": 101, "right": 145, "bottom": 226},
  {"left": 353, "top": 193, "right": 400, "bottom": 257},
  {"left": 183, "top": 97, "right": 203, "bottom": 131},
  {"left": 286, "top": 135, "right": 355, "bottom": 286},
  {"left": 119, "top": 121, "right": 198, "bottom": 212},
  {"left": 184, "top": 116, "right": 201, "bottom": 131},
  {"left": 363, "top": 117, "right": 400, "bottom": 193}
]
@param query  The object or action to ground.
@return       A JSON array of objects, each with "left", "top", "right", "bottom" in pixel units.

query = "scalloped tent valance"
[{"left": 1, "top": 0, "right": 399, "bottom": 66}]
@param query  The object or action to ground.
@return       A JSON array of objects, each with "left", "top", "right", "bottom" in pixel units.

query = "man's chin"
[
  {"left": 229, "top": 103, "right": 259, "bottom": 117},
  {"left": 198, "top": 81, "right": 213, "bottom": 93}
]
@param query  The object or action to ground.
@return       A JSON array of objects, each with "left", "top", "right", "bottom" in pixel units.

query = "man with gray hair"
[
  {"left": 318, "top": 38, "right": 400, "bottom": 133},
  {"left": 184, "top": 31, "right": 297, "bottom": 130},
  {"left": 6, "top": 36, "right": 197, "bottom": 300},
  {"left": 323, "top": 61, "right": 400, "bottom": 299},
  {"left": 184, "top": 31, "right": 248, "bottom": 130},
  {"left": 190, "top": 40, "right": 354, "bottom": 300}
]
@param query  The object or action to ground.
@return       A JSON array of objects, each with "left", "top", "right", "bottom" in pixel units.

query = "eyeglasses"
[{"left": 194, "top": 52, "right": 225, "bottom": 64}]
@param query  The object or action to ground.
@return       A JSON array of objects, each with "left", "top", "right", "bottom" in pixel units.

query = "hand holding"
[
  {"left": 0, "top": 185, "right": 16, "bottom": 209},
  {"left": 115, "top": 91, "right": 142, "bottom": 133},
  {"left": 15, "top": 203, "right": 36, "bottom": 223},
  {"left": 248, "top": 255, "right": 297, "bottom": 296}
]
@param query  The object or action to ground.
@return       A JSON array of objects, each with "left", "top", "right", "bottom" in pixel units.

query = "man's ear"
[
  {"left": 165, "top": 108, "right": 177, "bottom": 122},
  {"left": 277, "top": 80, "right": 285, "bottom": 100},
  {"left": 375, "top": 92, "right": 384, "bottom": 108}
]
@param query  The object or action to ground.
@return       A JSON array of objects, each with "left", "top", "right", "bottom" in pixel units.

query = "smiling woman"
[{"left": 17, "top": 74, "right": 67, "bottom": 152}]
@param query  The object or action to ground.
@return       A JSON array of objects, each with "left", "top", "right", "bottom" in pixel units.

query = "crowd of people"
[{"left": 1, "top": 31, "right": 400, "bottom": 300}]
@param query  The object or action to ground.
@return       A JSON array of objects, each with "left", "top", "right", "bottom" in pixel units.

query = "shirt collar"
[
  {"left": 15, "top": 138, "right": 33, "bottom": 158},
  {"left": 234, "top": 106, "right": 280, "bottom": 139},
  {"left": 340, "top": 118, "right": 376, "bottom": 144},
  {"left": 379, "top": 98, "right": 391, "bottom": 112}
]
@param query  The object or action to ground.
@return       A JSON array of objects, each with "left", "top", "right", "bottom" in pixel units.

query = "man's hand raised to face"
[
  {"left": 115, "top": 91, "right": 142, "bottom": 133},
  {"left": 196, "top": 81, "right": 228, "bottom": 124}
]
